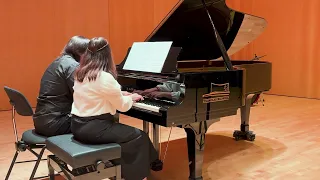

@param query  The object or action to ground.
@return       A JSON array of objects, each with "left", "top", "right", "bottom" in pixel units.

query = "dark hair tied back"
[{"left": 74, "top": 37, "right": 117, "bottom": 82}]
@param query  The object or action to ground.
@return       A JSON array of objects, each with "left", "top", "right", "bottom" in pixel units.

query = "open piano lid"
[{"left": 145, "top": 0, "right": 267, "bottom": 61}]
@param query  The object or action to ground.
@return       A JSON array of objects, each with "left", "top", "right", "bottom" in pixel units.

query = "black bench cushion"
[{"left": 46, "top": 134, "right": 121, "bottom": 169}]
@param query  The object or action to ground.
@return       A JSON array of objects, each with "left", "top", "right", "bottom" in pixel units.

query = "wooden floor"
[{"left": 1, "top": 94, "right": 320, "bottom": 180}]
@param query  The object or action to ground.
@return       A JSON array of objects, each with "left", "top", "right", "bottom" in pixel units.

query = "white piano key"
[{"left": 133, "top": 102, "right": 160, "bottom": 113}]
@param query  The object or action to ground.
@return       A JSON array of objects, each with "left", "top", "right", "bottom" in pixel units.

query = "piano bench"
[{"left": 46, "top": 134, "right": 122, "bottom": 180}]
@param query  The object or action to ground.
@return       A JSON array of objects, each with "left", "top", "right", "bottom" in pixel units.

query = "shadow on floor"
[
  {"left": 39, "top": 131, "right": 286, "bottom": 180},
  {"left": 149, "top": 131, "right": 286, "bottom": 180}
]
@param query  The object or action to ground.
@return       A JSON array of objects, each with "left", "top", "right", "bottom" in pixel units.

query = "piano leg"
[
  {"left": 143, "top": 121, "right": 149, "bottom": 134},
  {"left": 233, "top": 94, "right": 256, "bottom": 141},
  {"left": 152, "top": 123, "right": 160, "bottom": 153},
  {"left": 183, "top": 120, "right": 215, "bottom": 180},
  {"left": 150, "top": 123, "right": 163, "bottom": 171}
]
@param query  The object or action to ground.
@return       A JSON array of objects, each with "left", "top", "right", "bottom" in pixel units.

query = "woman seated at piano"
[{"left": 70, "top": 37, "right": 159, "bottom": 180}]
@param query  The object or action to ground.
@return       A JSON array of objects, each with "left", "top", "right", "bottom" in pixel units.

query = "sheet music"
[{"left": 123, "top": 41, "right": 173, "bottom": 73}]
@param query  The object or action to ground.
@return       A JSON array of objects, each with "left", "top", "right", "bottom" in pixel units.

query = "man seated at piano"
[
  {"left": 33, "top": 35, "right": 89, "bottom": 137},
  {"left": 70, "top": 37, "right": 159, "bottom": 180},
  {"left": 134, "top": 81, "right": 185, "bottom": 104}
]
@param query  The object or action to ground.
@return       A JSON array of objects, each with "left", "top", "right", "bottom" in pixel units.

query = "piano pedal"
[
  {"left": 150, "top": 159, "right": 163, "bottom": 171},
  {"left": 233, "top": 130, "right": 255, "bottom": 141}
]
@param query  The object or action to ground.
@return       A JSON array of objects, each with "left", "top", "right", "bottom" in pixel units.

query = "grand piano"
[{"left": 116, "top": 0, "right": 272, "bottom": 179}]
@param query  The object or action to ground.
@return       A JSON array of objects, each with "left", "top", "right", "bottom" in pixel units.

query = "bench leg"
[
  {"left": 48, "top": 155, "right": 73, "bottom": 180},
  {"left": 115, "top": 165, "right": 121, "bottom": 180},
  {"left": 48, "top": 157, "right": 55, "bottom": 180}
]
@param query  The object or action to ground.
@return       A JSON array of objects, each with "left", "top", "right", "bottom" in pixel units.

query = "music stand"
[{"left": 119, "top": 42, "right": 181, "bottom": 74}]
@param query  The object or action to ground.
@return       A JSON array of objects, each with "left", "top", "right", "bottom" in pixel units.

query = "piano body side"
[
  {"left": 233, "top": 61, "right": 272, "bottom": 95},
  {"left": 116, "top": 68, "right": 244, "bottom": 127},
  {"left": 177, "top": 60, "right": 272, "bottom": 96},
  {"left": 166, "top": 69, "right": 244, "bottom": 126}
]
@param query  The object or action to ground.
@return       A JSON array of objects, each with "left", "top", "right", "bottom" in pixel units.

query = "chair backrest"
[{"left": 4, "top": 86, "right": 33, "bottom": 116}]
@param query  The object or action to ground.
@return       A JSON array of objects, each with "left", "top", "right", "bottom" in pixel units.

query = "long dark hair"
[
  {"left": 60, "top": 36, "right": 89, "bottom": 62},
  {"left": 74, "top": 37, "right": 117, "bottom": 82}
]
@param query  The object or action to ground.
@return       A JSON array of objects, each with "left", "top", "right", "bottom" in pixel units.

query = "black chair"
[{"left": 4, "top": 86, "right": 48, "bottom": 180}]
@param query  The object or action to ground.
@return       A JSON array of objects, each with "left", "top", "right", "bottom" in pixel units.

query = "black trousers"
[
  {"left": 33, "top": 112, "right": 71, "bottom": 137},
  {"left": 71, "top": 114, "right": 158, "bottom": 180}
]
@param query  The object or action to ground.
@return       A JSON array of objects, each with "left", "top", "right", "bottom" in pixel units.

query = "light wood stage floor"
[{"left": 1, "top": 94, "right": 320, "bottom": 180}]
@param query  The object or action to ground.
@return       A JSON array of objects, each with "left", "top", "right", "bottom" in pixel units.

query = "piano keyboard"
[{"left": 133, "top": 101, "right": 160, "bottom": 113}]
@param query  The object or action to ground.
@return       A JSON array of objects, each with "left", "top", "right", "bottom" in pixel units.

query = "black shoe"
[{"left": 150, "top": 159, "right": 163, "bottom": 171}]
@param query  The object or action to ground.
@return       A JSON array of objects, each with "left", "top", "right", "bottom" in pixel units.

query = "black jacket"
[{"left": 33, "top": 55, "right": 79, "bottom": 136}]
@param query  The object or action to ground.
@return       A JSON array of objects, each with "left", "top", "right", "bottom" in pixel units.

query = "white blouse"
[{"left": 71, "top": 71, "right": 133, "bottom": 117}]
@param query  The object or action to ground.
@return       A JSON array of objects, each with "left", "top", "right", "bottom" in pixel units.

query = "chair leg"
[
  {"left": 47, "top": 157, "right": 55, "bottom": 180},
  {"left": 29, "top": 147, "right": 46, "bottom": 180},
  {"left": 5, "top": 151, "right": 19, "bottom": 180}
]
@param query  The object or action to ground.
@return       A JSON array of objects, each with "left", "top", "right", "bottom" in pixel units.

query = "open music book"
[{"left": 122, "top": 41, "right": 173, "bottom": 73}]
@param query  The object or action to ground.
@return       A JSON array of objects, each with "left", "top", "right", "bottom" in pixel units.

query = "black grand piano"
[{"left": 116, "top": 0, "right": 272, "bottom": 179}]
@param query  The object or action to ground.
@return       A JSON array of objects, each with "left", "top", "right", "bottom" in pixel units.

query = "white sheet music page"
[{"left": 123, "top": 41, "right": 173, "bottom": 73}]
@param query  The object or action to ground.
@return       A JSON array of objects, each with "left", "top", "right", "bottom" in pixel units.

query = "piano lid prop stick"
[
  {"left": 159, "top": 126, "right": 161, "bottom": 157},
  {"left": 200, "top": 0, "right": 234, "bottom": 71},
  {"left": 162, "top": 124, "right": 174, "bottom": 164},
  {"left": 251, "top": 54, "right": 267, "bottom": 61}
]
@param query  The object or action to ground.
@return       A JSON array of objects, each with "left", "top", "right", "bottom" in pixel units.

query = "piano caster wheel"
[
  {"left": 151, "top": 159, "right": 163, "bottom": 171},
  {"left": 233, "top": 130, "right": 255, "bottom": 141}
]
